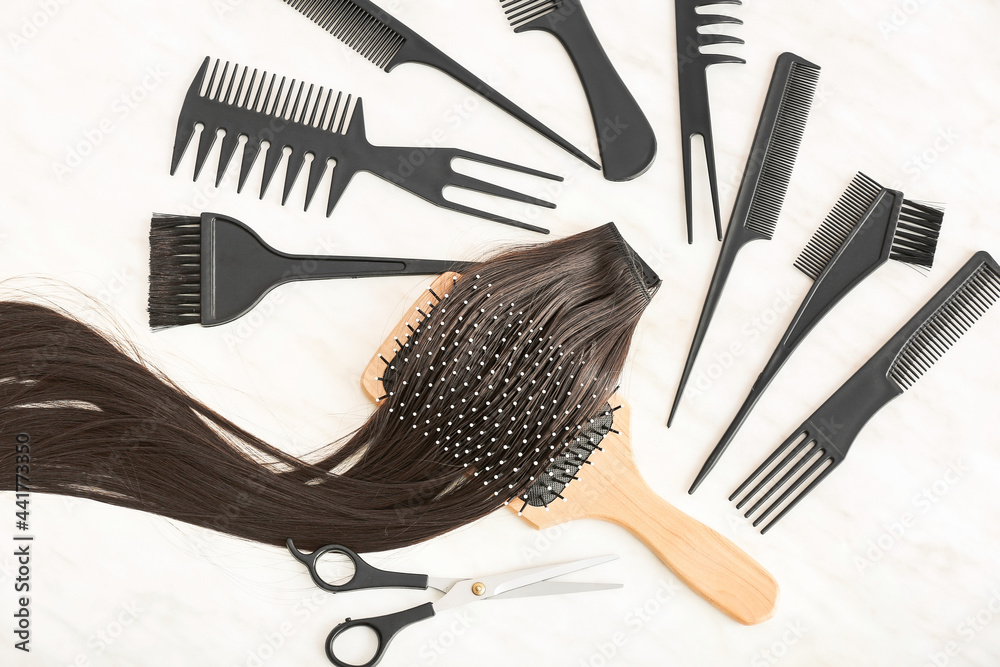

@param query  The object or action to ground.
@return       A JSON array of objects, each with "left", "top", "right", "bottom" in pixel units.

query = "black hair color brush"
[
  {"left": 668, "top": 53, "right": 820, "bottom": 427},
  {"left": 148, "top": 212, "right": 471, "bottom": 329},
  {"left": 732, "top": 251, "right": 1000, "bottom": 532},
  {"left": 689, "top": 173, "right": 944, "bottom": 492},
  {"left": 498, "top": 0, "right": 657, "bottom": 181},
  {"left": 280, "top": 0, "right": 599, "bottom": 169}
]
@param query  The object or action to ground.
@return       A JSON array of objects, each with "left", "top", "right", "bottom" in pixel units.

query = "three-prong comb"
[
  {"left": 733, "top": 252, "right": 1000, "bottom": 533},
  {"left": 689, "top": 173, "right": 945, "bottom": 492},
  {"left": 170, "top": 58, "right": 562, "bottom": 233},
  {"left": 675, "top": 0, "right": 746, "bottom": 242}
]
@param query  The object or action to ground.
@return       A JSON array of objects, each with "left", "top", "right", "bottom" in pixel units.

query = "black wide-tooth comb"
[
  {"left": 280, "top": 0, "right": 600, "bottom": 169},
  {"left": 498, "top": 0, "right": 657, "bottom": 181},
  {"left": 675, "top": 0, "right": 746, "bottom": 243},
  {"left": 689, "top": 173, "right": 945, "bottom": 492},
  {"left": 170, "top": 58, "right": 563, "bottom": 234},
  {"left": 668, "top": 53, "right": 820, "bottom": 426},
  {"left": 732, "top": 251, "right": 1000, "bottom": 533},
  {"left": 148, "top": 212, "right": 472, "bottom": 329}
]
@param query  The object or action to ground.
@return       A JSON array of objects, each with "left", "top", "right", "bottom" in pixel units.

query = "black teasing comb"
[
  {"left": 499, "top": 0, "right": 657, "bottom": 181},
  {"left": 732, "top": 252, "right": 1000, "bottom": 533},
  {"left": 669, "top": 53, "right": 820, "bottom": 426},
  {"left": 689, "top": 173, "right": 945, "bottom": 492},
  {"left": 280, "top": 0, "right": 599, "bottom": 169},
  {"left": 148, "top": 212, "right": 471, "bottom": 329},
  {"left": 171, "top": 58, "right": 562, "bottom": 233},
  {"left": 675, "top": 0, "right": 745, "bottom": 243}
]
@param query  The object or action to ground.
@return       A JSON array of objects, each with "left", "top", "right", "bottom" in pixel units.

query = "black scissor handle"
[
  {"left": 286, "top": 539, "right": 428, "bottom": 593},
  {"left": 326, "top": 602, "right": 436, "bottom": 667}
]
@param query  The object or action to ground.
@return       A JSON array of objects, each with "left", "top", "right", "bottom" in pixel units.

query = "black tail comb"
[
  {"left": 732, "top": 252, "right": 999, "bottom": 532},
  {"left": 170, "top": 57, "right": 563, "bottom": 233},
  {"left": 668, "top": 52, "right": 820, "bottom": 427},
  {"left": 281, "top": 0, "right": 600, "bottom": 169}
]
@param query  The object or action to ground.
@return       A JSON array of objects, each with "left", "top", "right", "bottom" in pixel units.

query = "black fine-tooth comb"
[
  {"left": 148, "top": 212, "right": 472, "bottom": 329},
  {"left": 280, "top": 0, "right": 600, "bottom": 170},
  {"left": 171, "top": 58, "right": 562, "bottom": 234},
  {"left": 668, "top": 53, "right": 820, "bottom": 426},
  {"left": 675, "top": 0, "right": 745, "bottom": 243},
  {"left": 689, "top": 173, "right": 945, "bottom": 492},
  {"left": 498, "top": 0, "right": 657, "bottom": 181},
  {"left": 732, "top": 251, "right": 1000, "bottom": 533}
]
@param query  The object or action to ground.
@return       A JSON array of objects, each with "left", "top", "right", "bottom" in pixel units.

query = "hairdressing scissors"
[{"left": 286, "top": 539, "right": 621, "bottom": 667}]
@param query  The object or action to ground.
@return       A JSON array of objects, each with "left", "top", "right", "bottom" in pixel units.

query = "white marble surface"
[{"left": 1, "top": 0, "right": 1000, "bottom": 665}]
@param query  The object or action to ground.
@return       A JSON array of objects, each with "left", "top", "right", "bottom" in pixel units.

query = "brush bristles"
[
  {"left": 283, "top": 0, "right": 406, "bottom": 70},
  {"left": 889, "top": 263, "right": 1000, "bottom": 391},
  {"left": 149, "top": 215, "right": 202, "bottom": 329},
  {"left": 744, "top": 61, "right": 821, "bottom": 239},
  {"left": 794, "top": 173, "right": 884, "bottom": 280},
  {"left": 523, "top": 403, "right": 613, "bottom": 508},
  {"left": 501, "top": 0, "right": 560, "bottom": 29},
  {"left": 890, "top": 200, "right": 944, "bottom": 270}
]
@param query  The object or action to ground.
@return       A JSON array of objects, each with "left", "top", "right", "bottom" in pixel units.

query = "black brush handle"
[
  {"left": 390, "top": 32, "right": 600, "bottom": 170},
  {"left": 789, "top": 251, "right": 997, "bottom": 459},
  {"left": 688, "top": 191, "right": 903, "bottom": 491},
  {"left": 518, "top": 2, "right": 656, "bottom": 181},
  {"left": 668, "top": 221, "right": 758, "bottom": 427}
]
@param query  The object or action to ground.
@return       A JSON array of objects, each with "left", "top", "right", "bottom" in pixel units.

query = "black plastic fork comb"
[
  {"left": 170, "top": 58, "right": 562, "bottom": 233},
  {"left": 675, "top": 0, "right": 745, "bottom": 243}
]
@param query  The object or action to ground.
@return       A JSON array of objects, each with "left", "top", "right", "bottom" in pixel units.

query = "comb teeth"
[
  {"left": 148, "top": 215, "right": 202, "bottom": 329},
  {"left": 744, "top": 60, "right": 821, "bottom": 239},
  {"left": 794, "top": 173, "right": 884, "bottom": 280},
  {"left": 198, "top": 59, "right": 355, "bottom": 131},
  {"left": 890, "top": 200, "right": 945, "bottom": 270},
  {"left": 283, "top": 0, "right": 406, "bottom": 70},
  {"left": 889, "top": 262, "right": 1000, "bottom": 391},
  {"left": 500, "top": 0, "right": 561, "bottom": 29}
]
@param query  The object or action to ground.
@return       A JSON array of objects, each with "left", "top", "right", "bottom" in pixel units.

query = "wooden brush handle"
[{"left": 596, "top": 464, "right": 778, "bottom": 625}]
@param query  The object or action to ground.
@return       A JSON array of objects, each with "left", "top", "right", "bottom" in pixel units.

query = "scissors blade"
[
  {"left": 487, "top": 555, "right": 619, "bottom": 598},
  {"left": 489, "top": 581, "right": 622, "bottom": 600}
]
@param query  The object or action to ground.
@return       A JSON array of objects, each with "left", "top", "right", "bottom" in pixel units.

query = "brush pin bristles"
[
  {"left": 889, "top": 262, "right": 1000, "bottom": 390},
  {"left": 890, "top": 200, "right": 944, "bottom": 270},
  {"left": 794, "top": 173, "right": 883, "bottom": 280},
  {"left": 283, "top": 0, "right": 405, "bottom": 69},
  {"left": 148, "top": 214, "right": 202, "bottom": 329},
  {"left": 501, "top": 0, "right": 561, "bottom": 29},
  {"left": 744, "top": 59, "right": 820, "bottom": 239}
]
